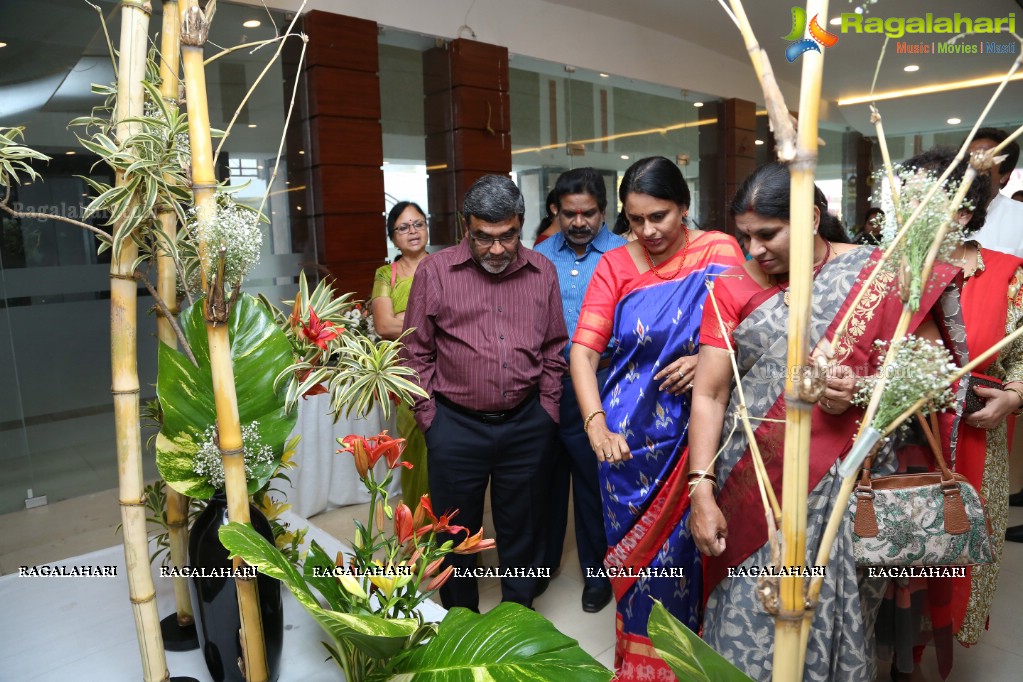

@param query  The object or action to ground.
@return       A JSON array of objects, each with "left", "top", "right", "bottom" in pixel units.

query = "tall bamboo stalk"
[
  {"left": 179, "top": 2, "right": 269, "bottom": 680},
  {"left": 767, "top": 0, "right": 830, "bottom": 678},
  {"left": 156, "top": 0, "right": 194, "bottom": 633},
  {"left": 112, "top": 1, "right": 169, "bottom": 680}
]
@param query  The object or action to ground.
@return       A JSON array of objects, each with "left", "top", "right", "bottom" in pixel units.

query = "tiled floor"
[{"left": 2, "top": 487, "right": 1023, "bottom": 680}]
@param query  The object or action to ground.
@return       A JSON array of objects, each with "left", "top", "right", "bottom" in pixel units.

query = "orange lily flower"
[
  {"left": 452, "top": 528, "right": 496, "bottom": 555},
  {"left": 416, "top": 495, "right": 466, "bottom": 537},
  {"left": 337, "top": 432, "right": 411, "bottom": 480}
]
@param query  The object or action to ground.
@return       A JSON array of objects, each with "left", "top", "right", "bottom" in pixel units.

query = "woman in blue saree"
[{"left": 571, "top": 156, "right": 744, "bottom": 681}]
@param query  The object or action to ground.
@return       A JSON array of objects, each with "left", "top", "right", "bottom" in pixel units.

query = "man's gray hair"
[{"left": 461, "top": 175, "right": 525, "bottom": 226}]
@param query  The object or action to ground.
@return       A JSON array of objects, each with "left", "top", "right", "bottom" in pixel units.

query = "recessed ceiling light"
[
  {"left": 904, "top": 65, "right": 920, "bottom": 72},
  {"left": 65, "top": 150, "right": 76, "bottom": 155},
  {"left": 599, "top": 73, "right": 609, "bottom": 78},
  {"left": 296, "top": 206, "right": 303, "bottom": 211},
  {"left": 693, "top": 102, "right": 704, "bottom": 108},
  {"left": 243, "top": 20, "right": 261, "bottom": 28},
  {"left": 754, "top": 139, "right": 765, "bottom": 146},
  {"left": 829, "top": 17, "right": 841, "bottom": 26},
  {"left": 298, "top": 150, "right": 305, "bottom": 155},
  {"left": 0, "top": 42, "right": 8, "bottom": 49},
  {"left": 620, "top": 155, "right": 630, "bottom": 160},
  {"left": 947, "top": 117, "right": 962, "bottom": 125},
  {"left": 247, "top": 123, "right": 257, "bottom": 128}
]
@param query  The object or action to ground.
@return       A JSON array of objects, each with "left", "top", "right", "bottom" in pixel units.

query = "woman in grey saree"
[{"left": 686, "top": 162, "right": 964, "bottom": 681}]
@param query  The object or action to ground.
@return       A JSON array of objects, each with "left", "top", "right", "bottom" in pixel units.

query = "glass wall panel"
[{"left": 0, "top": 0, "right": 301, "bottom": 512}]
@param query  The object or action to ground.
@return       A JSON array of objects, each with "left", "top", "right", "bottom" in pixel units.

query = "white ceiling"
[{"left": 543, "top": 0, "right": 1023, "bottom": 138}]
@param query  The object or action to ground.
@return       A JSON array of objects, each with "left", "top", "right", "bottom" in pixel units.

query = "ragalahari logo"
[{"left": 784, "top": 7, "right": 839, "bottom": 62}]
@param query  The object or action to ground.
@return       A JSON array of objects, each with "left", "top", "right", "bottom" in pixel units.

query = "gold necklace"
[{"left": 642, "top": 228, "right": 690, "bottom": 281}]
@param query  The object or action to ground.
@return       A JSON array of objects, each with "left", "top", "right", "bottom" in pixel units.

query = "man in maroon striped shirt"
[{"left": 401, "top": 174, "right": 568, "bottom": 611}]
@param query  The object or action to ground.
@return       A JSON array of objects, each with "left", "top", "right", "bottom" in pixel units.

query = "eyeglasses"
[
  {"left": 395, "top": 220, "right": 426, "bottom": 235},
  {"left": 470, "top": 230, "right": 519, "bottom": 247}
]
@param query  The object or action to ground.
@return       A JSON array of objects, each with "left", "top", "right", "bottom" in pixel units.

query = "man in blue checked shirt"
[{"left": 534, "top": 168, "right": 626, "bottom": 613}]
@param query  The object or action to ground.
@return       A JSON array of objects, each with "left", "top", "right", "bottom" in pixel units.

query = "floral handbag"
[{"left": 847, "top": 414, "right": 994, "bottom": 567}]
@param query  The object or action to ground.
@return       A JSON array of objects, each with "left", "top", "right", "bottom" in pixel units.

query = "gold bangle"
[
  {"left": 687, "top": 469, "right": 717, "bottom": 483},
  {"left": 583, "top": 409, "right": 606, "bottom": 433},
  {"left": 1006, "top": 386, "right": 1023, "bottom": 416}
]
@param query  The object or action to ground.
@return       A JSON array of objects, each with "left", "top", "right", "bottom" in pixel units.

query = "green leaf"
[
  {"left": 156, "top": 295, "right": 298, "bottom": 499},
  {"left": 382, "top": 602, "right": 612, "bottom": 681},
  {"left": 219, "top": 523, "right": 417, "bottom": 659},
  {"left": 647, "top": 600, "right": 752, "bottom": 682}
]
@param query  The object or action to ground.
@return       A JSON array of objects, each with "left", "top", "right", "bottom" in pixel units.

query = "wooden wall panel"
[
  {"left": 304, "top": 12, "right": 378, "bottom": 72},
  {"left": 307, "top": 68, "right": 381, "bottom": 120},
  {"left": 300, "top": 9, "right": 387, "bottom": 293},
  {"left": 311, "top": 119, "right": 383, "bottom": 167},
  {"left": 313, "top": 165, "right": 385, "bottom": 216},
  {"left": 423, "top": 38, "right": 510, "bottom": 248}
]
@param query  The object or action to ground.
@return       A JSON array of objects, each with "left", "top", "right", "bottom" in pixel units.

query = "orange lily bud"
[
  {"left": 351, "top": 439, "right": 370, "bottom": 479},
  {"left": 424, "top": 565, "right": 455, "bottom": 592},
  {"left": 394, "top": 503, "right": 414, "bottom": 545},
  {"left": 422, "top": 557, "right": 445, "bottom": 578},
  {"left": 452, "top": 528, "right": 497, "bottom": 555},
  {"left": 375, "top": 500, "right": 386, "bottom": 530}
]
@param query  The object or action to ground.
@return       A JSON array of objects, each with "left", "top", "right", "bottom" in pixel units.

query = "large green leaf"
[
  {"left": 219, "top": 523, "right": 418, "bottom": 659},
  {"left": 647, "top": 600, "right": 752, "bottom": 682},
  {"left": 380, "top": 602, "right": 612, "bottom": 681},
  {"left": 156, "top": 295, "right": 297, "bottom": 499}
]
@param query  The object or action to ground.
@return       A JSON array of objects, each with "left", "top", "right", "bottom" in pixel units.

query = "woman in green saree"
[{"left": 371, "top": 201, "right": 430, "bottom": 504}]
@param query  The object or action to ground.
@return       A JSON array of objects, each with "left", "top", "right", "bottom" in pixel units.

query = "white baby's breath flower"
[
  {"left": 854, "top": 335, "right": 958, "bottom": 430},
  {"left": 188, "top": 195, "right": 265, "bottom": 291},
  {"left": 191, "top": 420, "right": 274, "bottom": 489}
]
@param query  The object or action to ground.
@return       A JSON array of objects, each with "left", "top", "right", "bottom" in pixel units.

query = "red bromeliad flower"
[
  {"left": 337, "top": 432, "right": 411, "bottom": 479},
  {"left": 300, "top": 307, "right": 341, "bottom": 351}
]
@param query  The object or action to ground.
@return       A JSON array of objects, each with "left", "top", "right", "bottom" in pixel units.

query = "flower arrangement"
[
  {"left": 853, "top": 335, "right": 959, "bottom": 431},
  {"left": 262, "top": 271, "right": 426, "bottom": 420},
  {"left": 874, "top": 165, "right": 971, "bottom": 311},
  {"left": 219, "top": 431, "right": 611, "bottom": 682}
]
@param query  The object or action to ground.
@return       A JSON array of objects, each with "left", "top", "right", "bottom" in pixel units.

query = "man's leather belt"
[{"left": 435, "top": 388, "right": 538, "bottom": 425}]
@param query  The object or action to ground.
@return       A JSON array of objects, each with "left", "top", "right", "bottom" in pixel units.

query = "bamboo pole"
[
  {"left": 112, "top": 1, "right": 170, "bottom": 680},
  {"left": 179, "top": 2, "right": 269, "bottom": 680},
  {"left": 156, "top": 0, "right": 194, "bottom": 633},
  {"left": 770, "top": 0, "right": 830, "bottom": 677}
]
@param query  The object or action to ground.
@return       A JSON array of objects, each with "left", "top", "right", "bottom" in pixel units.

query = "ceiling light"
[
  {"left": 247, "top": 123, "right": 257, "bottom": 128},
  {"left": 838, "top": 72, "right": 1023, "bottom": 106},
  {"left": 693, "top": 102, "right": 704, "bottom": 108},
  {"left": 243, "top": 20, "right": 261, "bottom": 28},
  {"left": 829, "top": 17, "right": 841, "bottom": 26},
  {"left": 620, "top": 155, "right": 630, "bottom": 160},
  {"left": 754, "top": 139, "right": 765, "bottom": 146},
  {"left": 599, "top": 73, "right": 609, "bottom": 78},
  {"left": 0, "top": 42, "right": 8, "bottom": 49},
  {"left": 65, "top": 150, "right": 76, "bottom": 155},
  {"left": 904, "top": 65, "right": 920, "bottom": 72},
  {"left": 296, "top": 206, "right": 303, "bottom": 211},
  {"left": 298, "top": 150, "right": 305, "bottom": 155},
  {"left": 947, "top": 117, "right": 962, "bottom": 125}
]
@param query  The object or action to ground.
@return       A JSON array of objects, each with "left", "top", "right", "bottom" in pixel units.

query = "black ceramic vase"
[{"left": 189, "top": 490, "right": 283, "bottom": 682}]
